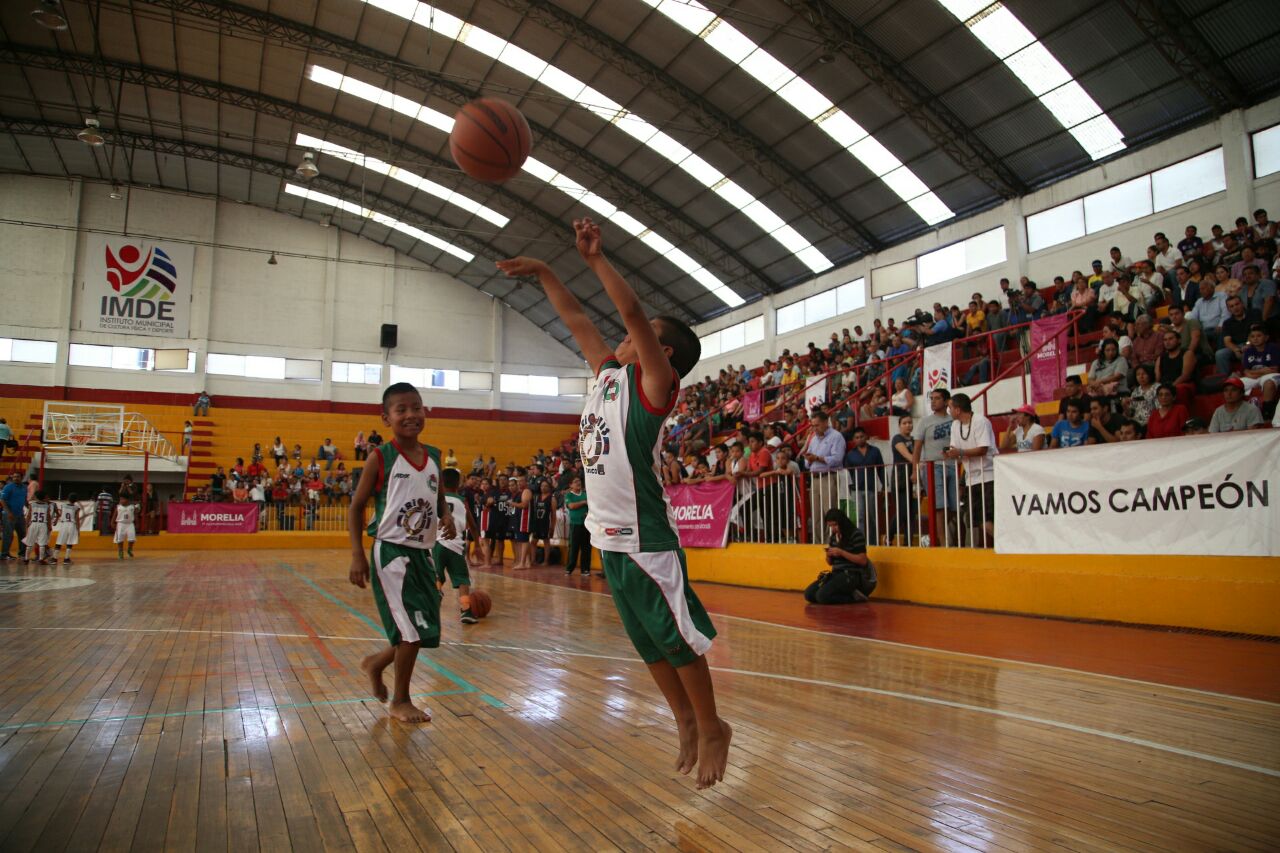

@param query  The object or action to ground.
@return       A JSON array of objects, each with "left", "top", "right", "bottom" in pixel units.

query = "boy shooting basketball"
[
  {"left": 348, "top": 383, "right": 456, "bottom": 724},
  {"left": 497, "top": 218, "right": 732, "bottom": 789}
]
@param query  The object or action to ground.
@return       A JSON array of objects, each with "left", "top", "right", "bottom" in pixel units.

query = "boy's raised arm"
[
  {"left": 574, "top": 218, "right": 673, "bottom": 405},
  {"left": 496, "top": 256, "right": 613, "bottom": 374}
]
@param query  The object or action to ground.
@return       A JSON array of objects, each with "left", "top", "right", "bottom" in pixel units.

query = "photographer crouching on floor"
[{"left": 804, "top": 508, "right": 878, "bottom": 605}]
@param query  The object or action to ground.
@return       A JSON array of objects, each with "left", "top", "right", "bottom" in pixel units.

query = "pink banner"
[
  {"left": 742, "top": 389, "right": 763, "bottom": 423},
  {"left": 168, "top": 502, "right": 259, "bottom": 533},
  {"left": 1029, "top": 314, "right": 1072, "bottom": 403},
  {"left": 665, "top": 481, "right": 735, "bottom": 548}
]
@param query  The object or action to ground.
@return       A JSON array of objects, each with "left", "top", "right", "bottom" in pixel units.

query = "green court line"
[
  {"left": 279, "top": 564, "right": 506, "bottom": 709},
  {"left": 0, "top": 689, "right": 464, "bottom": 732}
]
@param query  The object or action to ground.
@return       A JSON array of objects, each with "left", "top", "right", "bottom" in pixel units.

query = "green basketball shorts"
[
  {"left": 371, "top": 540, "right": 441, "bottom": 648},
  {"left": 431, "top": 543, "right": 472, "bottom": 589},
  {"left": 601, "top": 549, "right": 717, "bottom": 668}
]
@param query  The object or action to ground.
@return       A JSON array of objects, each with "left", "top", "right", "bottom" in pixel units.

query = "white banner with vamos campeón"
[
  {"left": 995, "top": 431, "right": 1278, "bottom": 556},
  {"left": 80, "top": 236, "right": 194, "bottom": 338}
]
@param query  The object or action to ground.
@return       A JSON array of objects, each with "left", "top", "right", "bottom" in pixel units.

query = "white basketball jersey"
[
  {"left": 368, "top": 442, "right": 440, "bottom": 549},
  {"left": 438, "top": 494, "right": 468, "bottom": 555},
  {"left": 115, "top": 504, "right": 136, "bottom": 525}
]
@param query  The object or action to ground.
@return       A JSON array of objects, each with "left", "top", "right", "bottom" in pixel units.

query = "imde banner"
[
  {"left": 167, "top": 502, "right": 259, "bottom": 534},
  {"left": 665, "top": 481, "right": 734, "bottom": 548},
  {"left": 1028, "top": 313, "right": 1071, "bottom": 403},
  {"left": 742, "top": 389, "right": 763, "bottom": 423},
  {"left": 81, "top": 236, "right": 194, "bottom": 338},
  {"left": 804, "top": 377, "right": 828, "bottom": 412},
  {"left": 923, "top": 342, "right": 952, "bottom": 390},
  {"left": 995, "top": 431, "right": 1278, "bottom": 556}
]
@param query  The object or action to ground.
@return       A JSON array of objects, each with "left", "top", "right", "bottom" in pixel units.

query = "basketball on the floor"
[
  {"left": 469, "top": 589, "right": 492, "bottom": 619},
  {"left": 449, "top": 99, "right": 532, "bottom": 183}
]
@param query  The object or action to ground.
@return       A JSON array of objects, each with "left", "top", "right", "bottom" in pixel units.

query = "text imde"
[{"left": 101, "top": 296, "right": 176, "bottom": 320}]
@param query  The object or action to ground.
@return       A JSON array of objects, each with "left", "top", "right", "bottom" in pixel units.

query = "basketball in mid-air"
[
  {"left": 469, "top": 589, "right": 492, "bottom": 619},
  {"left": 449, "top": 99, "right": 532, "bottom": 183}
]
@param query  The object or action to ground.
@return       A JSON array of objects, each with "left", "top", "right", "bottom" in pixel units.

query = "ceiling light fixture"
[
  {"left": 109, "top": 182, "right": 123, "bottom": 200},
  {"left": 267, "top": 253, "right": 278, "bottom": 265},
  {"left": 30, "top": 0, "right": 68, "bottom": 31},
  {"left": 76, "top": 118, "right": 104, "bottom": 146},
  {"left": 319, "top": 213, "right": 332, "bottom": 228},
  {"left": 295, "top": 150, "right": 320, "bottom": 180}
]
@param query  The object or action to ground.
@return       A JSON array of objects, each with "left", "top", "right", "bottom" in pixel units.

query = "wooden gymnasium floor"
[{"left": 0, "top": 550, "right": 1276, "bottom": 852}]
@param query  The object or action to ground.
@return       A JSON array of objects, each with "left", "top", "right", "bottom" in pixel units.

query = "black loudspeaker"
[{"left": 380, "top": 323, "right": 398, "bottom": 349}]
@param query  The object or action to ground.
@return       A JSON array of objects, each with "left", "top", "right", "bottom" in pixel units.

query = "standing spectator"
[
  {"left": 942, "top": 393, "right": 996, "bottom": 548},
  {"left": 444, "top": 448, "right": 459, "bottom": 470},
  {"left": 118, "top": 475, "right": 137, "bottom": 502},
  {"left": 888, "top": 415, "right": 917, "bottom": 545},
  {"left": 800, "top": 411, "right": 846, "bottom": 532},
  {"left": 354, "top": 431, "right": 368, "bottom": 461},
  {"left": 1208, "top": 378, "right": 1263, "bottom": 432},
  {"left": 193, "top": 390, "right": 211, "bottom": 417},
  {"left": 1145, "top": 384, "right": 1190, "bottom": 439},
  {"left": 210, "top": 466, "right": 227, "bottom": 501},
  {"left": 1000, "top": 405, "right": 1046, "bottom": 452},
  {"left": 1, "top": 472, "right": 27, "bottom": 561},
  {"left": 910, "top": 388, "right": 956, "bottom": 546},
  {"left": 562, "top": 476, "right": 591, "bottom": 576},
  {"left": 182, "top": 420, "right": 193, "bottom": 453},
  {"left": 271, "top": 436, "right": 287, "bottom": 467},
  {"left": 843, "top": 427, "right": 884, "bottom": 541},
  {"left": 1050, "top": 400, "right": 1092, "bottom": 448}
]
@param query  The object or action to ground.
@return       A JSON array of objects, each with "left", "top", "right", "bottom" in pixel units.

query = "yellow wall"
[{"left": 683, "top": 544, "right": 1280, "bottom": 637}]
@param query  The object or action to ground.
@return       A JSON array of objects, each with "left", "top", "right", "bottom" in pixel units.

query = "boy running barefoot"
[
  {"left": 348, "top": 383, "right": 456, "bottom": 724},
  {"left": 433, "top": 467, "right": 481, "bottom": 624},
  {"left": 497, "top": 218, "right": 732, "bottom": 790}
]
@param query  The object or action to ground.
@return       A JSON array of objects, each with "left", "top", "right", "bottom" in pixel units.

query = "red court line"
[
  {"left": 265, "top": 578, "right": 344, "bottom": 670},
  {"left": 472, "top": 562, "right": 1280, "bottom": 703}
]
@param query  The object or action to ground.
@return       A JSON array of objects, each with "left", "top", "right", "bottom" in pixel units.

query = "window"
[
  {"left": 501, "top": 374, "right": 558, "bottom": 396},
  {"left": 1255, "top": 123, "right": 1280, "bottom": 179},
  {"left": 774, "top": 279, "right": 865, "bottom": 336},
  {"left": 0, "top": 338, "right": 57, "bottom": 364},
  {"left": 389, "top": 365, "right": 460, "bottom": 390},
  {"left": 871, "top": 260, "right": 916, "bottom": 298},
  {"left": 460, "top": 371, "right": 493, "bottom": 391},
  {"left": 68, "top": 344, "right": 196, "bottom": 372},
  {"left": 284, "top": 358, "right": 322, "bottom": 381},
  {"left": 1025, "top": 149, "right": 1226, "bottom": 252},
  {"left": 245, "top": 356, "right": 286, "bottom": 380},
  {"left": 559, "top": 377, "right": 588, "bottom": 396},
  {"left": 332, "top": 361, "right": 382, "bottom": 384},
  {"left": 917, "top": 227, "right": 1007, "bottom": 289},
  {"left": 206, "top": 353, "right": 245, "bottom": 376},
  {"left": 698, "top": 314, "right": 764, "bottom": 360},
  {"left": 207, "top": 352, "right": 309, "bottom": 380},
  {"left": 1152, "top": 148, "right": 1226, "bottom": 212}
]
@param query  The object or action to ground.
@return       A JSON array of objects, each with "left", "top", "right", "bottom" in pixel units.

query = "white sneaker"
[{"left": 919, "top": 534, "right": 930, "bottom": 547}]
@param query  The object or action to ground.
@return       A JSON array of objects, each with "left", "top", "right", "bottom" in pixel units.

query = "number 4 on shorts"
[{"left": 414, "top": 611, "right": 431, "bottom": 630}]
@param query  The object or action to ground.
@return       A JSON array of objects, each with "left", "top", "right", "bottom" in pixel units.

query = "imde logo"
[{"left": 92, "top": 240, "right": 188, "bottom": 335}]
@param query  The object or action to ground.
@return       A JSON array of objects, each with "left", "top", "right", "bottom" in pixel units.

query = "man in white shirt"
[
  {"left": 1096, "top": 271, "right": 1119, "bottom": 316},
  {"left": 1107, "top": 246, "right": 1131, "bottom": 274},
  {"left": 1134, "top": 260, "right": 1163, "bottom": 303},
  {"left": 943, "top": 393, "right": 997, "bottom": 548}
]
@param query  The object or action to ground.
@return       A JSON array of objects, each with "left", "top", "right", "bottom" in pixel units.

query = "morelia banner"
[
  {"left": 81, "top": 236, "right": 194, "bottom": 338},
  {"left": 742, "top": 389, "right": 763, "bottom": 423},
  {"left": 665, "top": 481, "right": 735, "bottom": 548},
  {"left": 167, "top": 502, "right": 259, "bottom": 534},
  {"left": 1028, "top": 313, "right": 1072, "bottom": 403},
  {"left": 995, "top": 431, "right": 1278, "bottom": 556}
]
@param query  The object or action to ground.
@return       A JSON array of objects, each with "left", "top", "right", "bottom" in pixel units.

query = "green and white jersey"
[
  {"left": 580, "top": 357, "right": 680, "bottom": 553},
  {"left": 366, "top": 441, "right": 442, "bottom": 549},
  {"left": 438, "top": 493, "right": 468, "bottom": 555}
]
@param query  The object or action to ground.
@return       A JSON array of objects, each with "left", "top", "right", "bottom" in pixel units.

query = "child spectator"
[{"left": 354, "top": 431, "right": 368, "bottom": 461}]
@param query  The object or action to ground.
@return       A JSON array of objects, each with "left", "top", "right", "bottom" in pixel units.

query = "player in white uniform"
[
  {"left": 54, "top": 494, "right": 81, "bottom": 564},
  {"left": 497, "top": 217, "right": 731, "bottom": 790},
  {"left": 432, "top": 467, "right": 481, "bottom": 623},
  {"left": 113, "top": 495, "right": 137, "bottom": 558},
  {"left": 23, "top": 490, "right": 54, "bottom": 565}
]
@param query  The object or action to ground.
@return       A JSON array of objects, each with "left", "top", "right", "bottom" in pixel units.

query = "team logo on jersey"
[
  {"left": 604, "top": 527, "right": 634, "bottom": 536},
  {"left": 428, "top": 473, "right": 438, "bottom": 493},
  {"left": 601, "top": 376, "right": 621, "bottom": 402},
  {"left": 579, "top": 413, "right": 611, "bottom": 473},
  {"left": 396, "top": 498, "right": 435, "bottom": 541}
]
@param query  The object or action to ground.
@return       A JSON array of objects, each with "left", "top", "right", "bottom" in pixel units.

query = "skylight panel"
[
  {"left": 816, "top": 111, "right": 868, "bottom": 147},
  {"left": 880, "top": 166, "right": 930, "bottom": 202},
  {"left": 775, "top": 225, "right": 832, "bottom": 272},
  {"left": 740, "top": 49, "right": 795, "bottom": 92},
  {"left": 358, "top": 0, "right": 824, "bottom": 280},
  {"left": 700, "top": 20, "right": 756, "bottom": 64},
  {"left": 640, "top": 231, "right": 678, "bottom": 256},
  {"left": 908, "top": 194, "right": 954, "bottom": 226},
  {"left": 939, "top": 2, "right": 1126, "bottom": 161},
  {"left": 741, "top": 200, "right": 787, "bottom": 234},
  {"left": 776, "top": 77, "right": 834, "bottom": 121},
  {"left": 309, "top": 63, "right": 743, "bottom": 305},
  {"left": 849, "top": 136, "right": 902, "bottom": 177},
  {"left": 537, "top": 65, "right": 587, "bottom": 101},
  {"left": 654, "top": 0, "right": 715, "bottom": 33},
  {"left": 498, "top": 43, "right": 549, "bottom": 79},
  {"left": 646, "top": 131, "right": 697, "bottom": 165},
  {"left": 712, "top": 180, "right": 755, "bottom": 211},
  {"left": 677, "top": 153, "right": 724, "bottom": 186},
  {"left": 286, "top": 183, "right": 474, "bottom": 262},
  {"left": 793, "top": 246, "right": 832, "bottom": 274}
]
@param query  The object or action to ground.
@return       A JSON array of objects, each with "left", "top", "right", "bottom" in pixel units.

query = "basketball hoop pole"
[
  {"left": 38, "top": 448, "right": 45, "bottom": 488},
  {"left": 142, "top": 450, "right": 150, "bottom": 534}
]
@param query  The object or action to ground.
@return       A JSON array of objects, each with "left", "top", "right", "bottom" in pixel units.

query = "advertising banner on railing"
[
  {"left": 742, "top": 389, "right": 763, "bottom": 423},
  {"left": 168, "top": 502, "right": 259, "bottom": 534},
  {"left": 665, "top": 481, "right": 735, "bottom": 548},
  {"left": 805, "top": 377, "right": 828, "bottom": 412},
  {"left": 995, "top": 431, "right": 1279, "bottom": 556},
  {"left": 80, "top": 236, "right": 194, "bottom": 338},
  {"left": 1029, "top": 313, "right": 1072, "bottom": 403},
  {"left": 923, "top": 342, "right": 952, "bottom": 391}
]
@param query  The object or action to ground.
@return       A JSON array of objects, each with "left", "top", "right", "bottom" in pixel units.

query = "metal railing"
[{"left": 727, "top": 460, "right": 993, "bottom": 549}]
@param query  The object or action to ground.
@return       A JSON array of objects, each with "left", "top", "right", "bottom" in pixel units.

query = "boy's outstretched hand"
[
  {"left": 574, "top": 217, "right": 602, "bottom": 261},
  {"left": 496, "top": 257, "right": 549, "bottom": 279}
]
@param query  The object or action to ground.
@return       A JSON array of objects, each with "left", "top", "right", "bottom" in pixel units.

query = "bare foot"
[
  {"left": 675, "top": 716, "right": 699, "bottom": 775},
  {"left": 387, "top": 701, "right": 431, "bottom": 723},
  {"left": 360, "top": 654, "right": 388, "bottom": 703},
  {"left": 695, "top": 719, "right": 732, "bottom": 789}
]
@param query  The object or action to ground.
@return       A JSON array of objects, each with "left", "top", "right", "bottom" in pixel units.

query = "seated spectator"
[
  {"left": 1108, "top": 245, "right": 1132, "bottom": 273},
  {"left": 291, "top": 443, "right": 302, "bottom": 461},
  {"left": 190, "top": 486, "right": 210, "bottom": 502},
  {"left": 1177, "top": 225, "right": 1203, "bottom": 259},
  {"left": 1212, "top": 264, "right": 1241, "bottom": 297},
  {"left": 1056, "top": 376, "right": 1092, "bottom": 422},
  {"left": 1216, "top": 294, "right": 1260, "bottom": 375},
  {"left": 1240, "top": 324, "right": 1280, "bottom": 421},
  {"left": 193, "top": 390, "right": 211, "bottom": 416},
  {"left": 1124, "top": 364, "right": 1159, "bottom": 427},
  {"left": 1134, "top": 260, "right": 1163, "bottom": 301},
  {"left": 317, "top": 438, "right": 339, "bottom": 469},
  {"left": 231, "top": 457, "right": 245, "bottom": 479},
  {"left": 246, "top": 459, "right": 264, "bottom": 479},
  {"left": 804, "top": 509, "right": 876, "bottom": 605},
  {"left": 1231, "top": 246, "right": 1268, "bottom": 281},
  {"left": 1183, "top": 417, "right": 1209, "bottom": 435},
  {"left": 1115, "top": 419, "right": 1141, "bottom": 441},
  {"left": 1070, "top": 277, "right": 1098, "bottom": 330},
  {"left": 231, "top": 481, "right": 249, "bottom": 502},
  {"left": 1209, "top": 378, "right": 1263, "bottom": 432},
  {"left": 1050, "top": 400, "right": 1092, "bottom": 448},
  {"left": 889, "top": 377, "right": 913, "bottom": 416},
  {"left": 1146, "top": 383, "right": 1190, "bottom": 439},
  {"left": 1087, "top": 397, "right": 1125, "bottom": 443},
  {"left": 1155, "top": 329, "right": 1197, "bottom": 406},
  {"left": 1001, "top": 404, "right": 1045, "bottom": 452},
  {"left": 1130, "top": 315, "right": 1163, "bottom": 368},
  {"left": 1087, "top": 339, "right": 1129, "bottom": 397},
  {"left": 1239, "top": 266, "right": 1276, "bottom": 323},
  {"left": 1168, "top": 303, "right": 1211, "bottom": 363},
  {"left": 306, "top": 458, "right": 320, "bottom": 478},
  {"left": 1188, "top": 278, "right": 1228, "bottom": 348}
]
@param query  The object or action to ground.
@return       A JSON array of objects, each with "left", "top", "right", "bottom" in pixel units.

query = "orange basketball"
[
  {"left": 469, "top": 589, "right": 492, "bottom": 619},
  {"left": 449, "top": 99, "right": 531, "bottom": 183}
]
